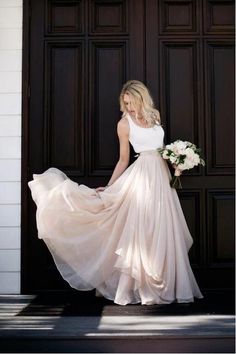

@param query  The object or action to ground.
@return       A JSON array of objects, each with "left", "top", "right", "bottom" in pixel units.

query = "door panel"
[{"left": 45, "top": 41, "right": 84, "bottom": 172}]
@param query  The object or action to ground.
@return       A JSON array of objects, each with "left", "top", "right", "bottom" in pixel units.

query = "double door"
[{"left": 23, "top": 0, "right": 235, "bottom": 293}]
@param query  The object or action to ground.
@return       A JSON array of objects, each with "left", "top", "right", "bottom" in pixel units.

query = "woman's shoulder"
[
  {"left": 118, "top": 115, "right": 129, "bottom": 127},
  {"left": 117, "top": 115, "right": 130, "bottom": 135}
]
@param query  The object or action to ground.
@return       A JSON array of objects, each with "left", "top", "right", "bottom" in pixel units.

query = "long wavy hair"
[{"left": 119, "top": 80, "right": 161, "bottom": 126}]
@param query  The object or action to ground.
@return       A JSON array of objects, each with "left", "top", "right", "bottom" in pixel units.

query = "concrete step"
[{"left": 0, "top": 292, "right": 234, "bottom": 353}]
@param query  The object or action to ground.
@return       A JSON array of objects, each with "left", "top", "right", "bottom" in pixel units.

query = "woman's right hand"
[{"left": 95, "top": 186, "right": 107, "bottom": 192}]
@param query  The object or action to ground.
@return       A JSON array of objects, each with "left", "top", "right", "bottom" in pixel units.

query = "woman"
[{"left": 28, "top": 80, "right": 204, "bottom": 305}]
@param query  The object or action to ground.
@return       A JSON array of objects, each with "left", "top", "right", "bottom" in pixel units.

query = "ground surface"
[{"left": 0, "top": 289, "right": 234, "bottom": 353}]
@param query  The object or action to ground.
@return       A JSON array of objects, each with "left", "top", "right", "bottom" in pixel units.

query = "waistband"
[{"left": 134, "top": 149, "right": 161, "bottom": 157}]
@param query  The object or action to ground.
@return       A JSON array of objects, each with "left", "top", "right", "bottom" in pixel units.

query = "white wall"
[{"left": 0, "top": 0, "right": 22, "bottom": 293}]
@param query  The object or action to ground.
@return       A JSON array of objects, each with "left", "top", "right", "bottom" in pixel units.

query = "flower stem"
[{"left": 170, "top": 176, "right": 182, "bottom": 189}]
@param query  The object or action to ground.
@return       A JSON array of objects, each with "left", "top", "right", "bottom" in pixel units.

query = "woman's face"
[{"left": 123, "top": 93, "right": 141, "bottom": 116}]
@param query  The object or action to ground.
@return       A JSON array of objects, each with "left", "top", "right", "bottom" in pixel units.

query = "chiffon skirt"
[{"left": 28, "top": 149, "right": 204, "bottom": 305}]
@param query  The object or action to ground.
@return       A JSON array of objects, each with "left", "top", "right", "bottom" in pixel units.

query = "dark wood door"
[
  {"left": 145, "top": 0, "right": 235, "bottom": 294},
  {"left": 22, "top": 0, "right": 235, "bottom": 294}
]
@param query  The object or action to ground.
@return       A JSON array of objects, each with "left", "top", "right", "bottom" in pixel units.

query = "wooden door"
[
  {"left": 22, "top": 0, "right": 235, "bottom": 294},
  {"left": 145, "top": 0, "right": 235, "bottom": 293}
]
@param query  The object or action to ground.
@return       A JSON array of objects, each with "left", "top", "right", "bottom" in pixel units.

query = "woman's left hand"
[{"left": 173, "top": 164, "right": 182, "bottom": 176}]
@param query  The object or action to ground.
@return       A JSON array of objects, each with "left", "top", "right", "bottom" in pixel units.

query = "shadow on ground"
[{"left": 15, "top": 289, "right": 235, "bottom": 317}]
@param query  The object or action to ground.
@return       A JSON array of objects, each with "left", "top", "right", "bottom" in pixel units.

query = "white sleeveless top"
[{"left": 126, "top": 113, "right": 165, "bottom": 153}]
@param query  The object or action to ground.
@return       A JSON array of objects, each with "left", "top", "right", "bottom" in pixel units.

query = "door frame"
[{"left": 21, "top": 0, "right": 30, "bottom": 293}]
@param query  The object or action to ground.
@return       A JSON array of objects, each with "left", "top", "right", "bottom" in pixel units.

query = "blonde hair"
[{"left": 119, "top": 80, "right": 161, "bottom": 126}]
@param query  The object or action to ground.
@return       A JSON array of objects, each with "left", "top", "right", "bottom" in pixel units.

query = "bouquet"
[{"left": 158, "top": 140, "right": 205, "bottom": 189}]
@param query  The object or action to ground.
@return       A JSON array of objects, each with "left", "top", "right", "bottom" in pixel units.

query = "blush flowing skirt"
[{"left": 28, "top": 149, "right": 204, "bottom": 305}]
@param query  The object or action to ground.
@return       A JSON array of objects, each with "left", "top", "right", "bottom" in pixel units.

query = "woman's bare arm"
[{"left": 95, "top": 118, "right": 130, "bottom": 192}]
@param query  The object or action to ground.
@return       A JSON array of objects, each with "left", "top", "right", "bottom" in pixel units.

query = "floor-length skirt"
[{"left": 28, "top": 149, "right": 204, "bottom": 305}]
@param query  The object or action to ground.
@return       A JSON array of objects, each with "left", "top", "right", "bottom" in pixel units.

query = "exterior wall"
[{"left": 0, "top": 0, "right": 22, "bottom": 293}]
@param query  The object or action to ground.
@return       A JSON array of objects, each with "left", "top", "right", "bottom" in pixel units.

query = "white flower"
[
  {"left": 185, "top": 147, "right": 195, "bottom": 156},
  {"left": 172, "top": 145, "right": 179, "bottom": 154},
  {"left": 191, "top": 153, "right": 200, "bottom": 165},
  {"left": 162, "top": 150, "right": 169, "bottom": 159},
  {"left": 169, "top": 154, "right": 177, "bottom": 163},
  {"left": 174, "top": 140, "right": 187, "bottom": 154},
  {"left": 184, "top": 148, "right": 200, "bottom": 166},
  {"left": 178, "top": 158, "right": 195, "bottom": 170}
]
